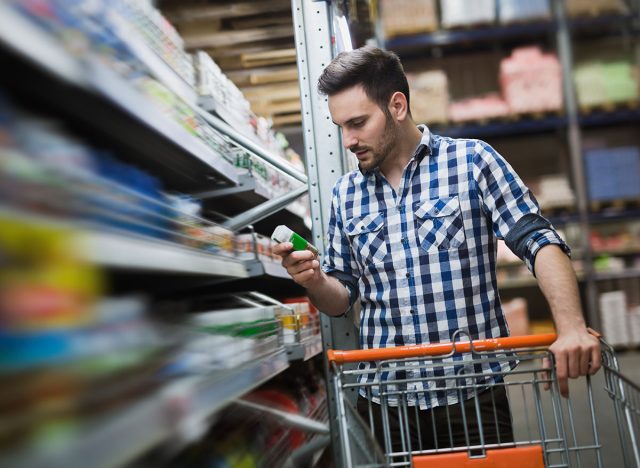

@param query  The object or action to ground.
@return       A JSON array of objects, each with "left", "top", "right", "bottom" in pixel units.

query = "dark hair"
[{"left": 318, "top": 46, "right": 410, "bottom": 114}]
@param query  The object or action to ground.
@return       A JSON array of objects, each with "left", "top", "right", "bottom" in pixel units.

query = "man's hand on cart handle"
[{"left": 542, "top": 327, "right": 602, "bottom": 397}]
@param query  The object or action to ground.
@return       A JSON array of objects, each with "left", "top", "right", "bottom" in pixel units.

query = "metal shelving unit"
[
  {"left": 0, "top": 349, "right": 294, "bottom": 468},
  {"left": 0, "top": 3, "right": 324, "bottom": 467}
]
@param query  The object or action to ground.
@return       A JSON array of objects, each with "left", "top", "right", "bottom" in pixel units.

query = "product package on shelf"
[
  {"left": 499, "top": 46, "right": 563, "bottom": 114},
  {"left": 529, "top": 174, "right": 577, "bottom": 211},
  {"left": 440, "top": 0, "right": 496, "bottom": 28},
  {"left": 407, "top": 70, "right": 449, "bottom": 124},
  {"left": 380, "top": 0, "right": 438, "bottom": 38},
  {"left": 497, "top": 0, "right": 551, "bottom": 24},
  {"left": 565, "top": 0, "right": 628, "bottom": 17},
  {"left": 599, "top": 290, "right": 640, "bottom": 347},
  {"left": 0, "top": 218, "right": 171, "bottom": 454},
  {"left": 584, "top": 146, "right": 640, "bottom": 201},
  {"left": 0, "top": 94, "right": 238, "bottom": 258},
  {"left": 574, "top": 60, "right": 639, "bottom": 109},
  {"left": 186, "top": 300, "right": 283, "bottom": 369},
  {"left": 448, "top": 93, "right": 510, "bottom": 123}
]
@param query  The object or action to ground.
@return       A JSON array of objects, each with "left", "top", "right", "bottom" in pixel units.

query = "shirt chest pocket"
[
  {"left": 414, "top": 196, "right": 466, "bottom": 252},
  {"left": 345, "top": 212, "right": 389, "bottom": 265}
]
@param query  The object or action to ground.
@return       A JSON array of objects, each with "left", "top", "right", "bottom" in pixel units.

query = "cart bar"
[{"left": 326, "top": 334, "right": 558, "bottom": 364}]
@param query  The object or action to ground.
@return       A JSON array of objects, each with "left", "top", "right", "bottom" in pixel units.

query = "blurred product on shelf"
[
  {"left": 584, "top": 146, "right": 640, "bottom": 201},
  {"left": 499, "top": 47, "right": 563, "bottom": 114},
  {"left": 440, "top": 0, "right": 496, "bottom": 28},
  {"left": 528, "top": 174, "right": 577, "bottom": 211},
  {"left": 497, "top": 0, "right": 551, "bottom": 24},
  {"left": 449, "top": 93, "right": 509, "bottom": 123},
  {"left": 591, "top": 221, "right": 640, "bottom": 253},
  {"left": 565, "top": 0, "right": 628, "bottom": 17},
  {"left": 0, "top": 94, "right": 238, "bottom": 257},
  {"left": 380, "top": 0, "right": 438, "bottom": 38},
  {"left": 502, "top": 298, "right": 530, "bottom": 336},
  {"left": 407, "top": 70, "right": 449, "bottom": 124},
  {"left": 599, "top": 290, "right": 640, "bottom": 347},
  {"left": 167, "top": 362, "right": 327, "bottom": 468},
  {"left": 574, "top": 60, "right": 639, "bottom": 109},
  {"left": 0, "top": 218, "right": 169, "bottom": 454}
]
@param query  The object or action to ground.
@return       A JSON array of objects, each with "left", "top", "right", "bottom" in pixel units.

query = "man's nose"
[{"left": 342, "top": 129, "right": 357, "bottom": 149}]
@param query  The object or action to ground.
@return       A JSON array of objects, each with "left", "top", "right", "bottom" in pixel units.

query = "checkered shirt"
[{"left": 323, "top": 125, "right": 570, "bottom": 409}]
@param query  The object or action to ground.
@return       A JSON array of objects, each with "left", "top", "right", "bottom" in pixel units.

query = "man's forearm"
[
  {"left": 534, "top": 245, "right": 585, "bottom": 333},
  {"left": 307, "top": 272, "right": 351, "bottom": 316}
]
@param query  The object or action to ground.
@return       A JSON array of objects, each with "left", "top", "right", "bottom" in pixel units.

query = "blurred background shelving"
[
  {"left": 2, "top": 1, "right": 640, "bottom": 467},
  {"left": 348, "top": 0, "right": 640, "bottom": 347},
  {"left": 0, "top": 1, "right": 326, "bottom": 467}
]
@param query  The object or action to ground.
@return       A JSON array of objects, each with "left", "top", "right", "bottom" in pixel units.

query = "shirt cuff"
[
  {"left": 324, "top": 268, "right": 359, "bottom": 314},
  {"left": 524, "top": 229, "right": 571, "bottom": 276}
]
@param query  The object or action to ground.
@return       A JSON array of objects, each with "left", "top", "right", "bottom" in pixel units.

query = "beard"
[{"left": 353, "top": 114, "right": 398, "bottom": 172}]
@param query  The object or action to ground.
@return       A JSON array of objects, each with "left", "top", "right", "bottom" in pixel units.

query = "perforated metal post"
[{"left": 291, "top": 0, "right": 360, "bottom": 464}]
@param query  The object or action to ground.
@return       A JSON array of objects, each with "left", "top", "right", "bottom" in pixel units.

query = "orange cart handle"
[{"left": 327, "top": 333, "right": 558, "bottom": 364}]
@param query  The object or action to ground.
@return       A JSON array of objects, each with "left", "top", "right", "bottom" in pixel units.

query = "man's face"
[{"left": 328, "top": 85, "right": 398, "bottom": 172}]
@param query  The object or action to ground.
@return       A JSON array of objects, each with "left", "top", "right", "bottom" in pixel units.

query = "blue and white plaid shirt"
[{"left": 323, "top": 125, "right": 569, "bottom": 409}]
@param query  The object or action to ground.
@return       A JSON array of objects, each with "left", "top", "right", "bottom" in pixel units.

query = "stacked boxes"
[
  {"left": 440, "top": 0, "right": 496, "bottom": 28},
  {"left": 380, "top": 0, "right": 438, "bottom": 37},
  {"left": 407, "top": 70, "right": 449, "bottom": 124},
  {"left": 599, "top": 290, "right": 640, "bottom": 347},
  {"left": 498, "top": 0, "right": 551, "bottom": 24},
  {"left": 566, "top": 0, "right": 628, "bottom": 17},
  {"left": 499, "top": 47, "right": 563, "bottom": 114},
  {"left": 449, "top": 93, "right": 509, "bottom": 122},
  {"left": 574, "top": 60, "right": 639, "bottom": 108},
  {"left": 584, "top": 147, "right": 640, "bottom": 201}
]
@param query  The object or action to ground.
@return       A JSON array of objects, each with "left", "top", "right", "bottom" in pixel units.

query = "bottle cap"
[{"left": 271, "top": 225, "right": 294, "bottom": 244}]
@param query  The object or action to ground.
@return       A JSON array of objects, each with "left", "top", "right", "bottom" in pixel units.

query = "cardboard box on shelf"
[
  {"left": 380, "top": 0, "right": 438, "bottom": 38},
  {"left": 407, "top": 70, "right": 449, "bottom": 124},
  {"left": 599, "top": 290, "right": 630, "bottom": 346}
]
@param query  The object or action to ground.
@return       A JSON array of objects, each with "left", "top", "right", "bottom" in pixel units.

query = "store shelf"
[
  {"left": 579, "top": 106, "right": 640, "bottom": 129},
  {"left": 1, "top": 208, "right": 249, "bottom": 278},
  {"left": 589, "top": 208, "right": 640, "bottom": 224},
  {"left": 594, "top": 268, "right": 640, "bottom": 281},
  {"left": 173, "top": 348, "right": 290, "bottom": 441},
  {"left": 87, "top": 59, "right": 240, "bottom": 186},
  {"left": 568, "top": 13, "right": 639, "bottom": 32},
  {"left": 80, "top": 230, "right": 249, "bottom": 277},
  {"left": 0, "top": 393, "right": 170, "bottom": 468},
  {"left": 432, "top": 114, "right": 567, "bottom": 139},
  {"left": 286, "top": 335, "right": 323, "bottom": 361},
  {"left": 385, "top": 20, "right": 553, "bottom": 51}
]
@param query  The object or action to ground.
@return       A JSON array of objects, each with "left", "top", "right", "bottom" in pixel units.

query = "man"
[{"left": 273, "top": 46, "right": 600, "bottom": 451}]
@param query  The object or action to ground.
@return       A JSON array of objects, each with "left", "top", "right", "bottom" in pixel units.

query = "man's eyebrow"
[{"left": 334, "top": 115, "right": 366, "bottom": 127}]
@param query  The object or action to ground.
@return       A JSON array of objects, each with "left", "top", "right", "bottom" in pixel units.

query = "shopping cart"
[{"left": 327, "top": 331, "right": 640, "bottom": 467}]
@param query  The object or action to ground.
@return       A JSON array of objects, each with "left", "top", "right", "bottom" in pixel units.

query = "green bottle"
[{"left": 271, "top": 225, "right": 319, "bottom": 256}]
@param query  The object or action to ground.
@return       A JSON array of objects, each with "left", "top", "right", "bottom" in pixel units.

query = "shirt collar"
[{"left": 357, "top": 124, "right": 433, "bottom": 176}]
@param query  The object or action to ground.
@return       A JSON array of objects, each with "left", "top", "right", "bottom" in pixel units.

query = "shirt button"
[
  {"left": 402, "top": 237, "right": 407, "bottom": 244},
  {"left": 410, "top": 309, "right": 415, "bottom": 314},
  {"left": 406, "top": 272, "right": 410, "bottom": 278}
]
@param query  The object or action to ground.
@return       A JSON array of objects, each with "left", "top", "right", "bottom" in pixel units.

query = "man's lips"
[{"left": 353, "top": 149, "right": 368, "bottom": 158}]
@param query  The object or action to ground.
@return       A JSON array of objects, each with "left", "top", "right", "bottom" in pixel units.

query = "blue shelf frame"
[
  {"left": 385, "top": 14, "right": 638, "bottom": 51},
  {"left": 431, "top": 115, "right": 567, "bottom": 139}
]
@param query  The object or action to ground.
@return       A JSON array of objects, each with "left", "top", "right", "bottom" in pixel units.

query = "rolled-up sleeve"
[{"left": 473, "top": 141, "right": 570, "bottom": 275}]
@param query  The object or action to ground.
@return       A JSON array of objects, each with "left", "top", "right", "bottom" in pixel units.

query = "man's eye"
[{"left": 352, "top": 120, "right": 364, "bottom": 127}]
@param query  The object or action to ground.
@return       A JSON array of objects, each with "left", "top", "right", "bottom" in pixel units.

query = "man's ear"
[{"left": 388, "top": 91, "right": 409, "bottom": 121}]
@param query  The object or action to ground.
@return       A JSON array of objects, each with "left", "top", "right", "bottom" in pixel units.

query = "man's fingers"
[
  {"left": 567, "top": 348, "right": 580, "bottom": 379},
  {"left": 590, "top": 345, "right": 602, "bottom": 375},
  {"left": 579, "top": 347, "right": 591, "bottom": 376},
  {"left": 541, "top": 356, "right": 551, "bottom": 391},
  {"left": 292, "top": 268, "right": 317, "bottom": 284},
  {"left": 289, "top": 259, "right": 319, "bottom": 275},
  {"left": 554, "top": 351, "right": 569, "bottom": 397},
  {"left": 272, "top": 242, "right": 293, "bottom": 257}
]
